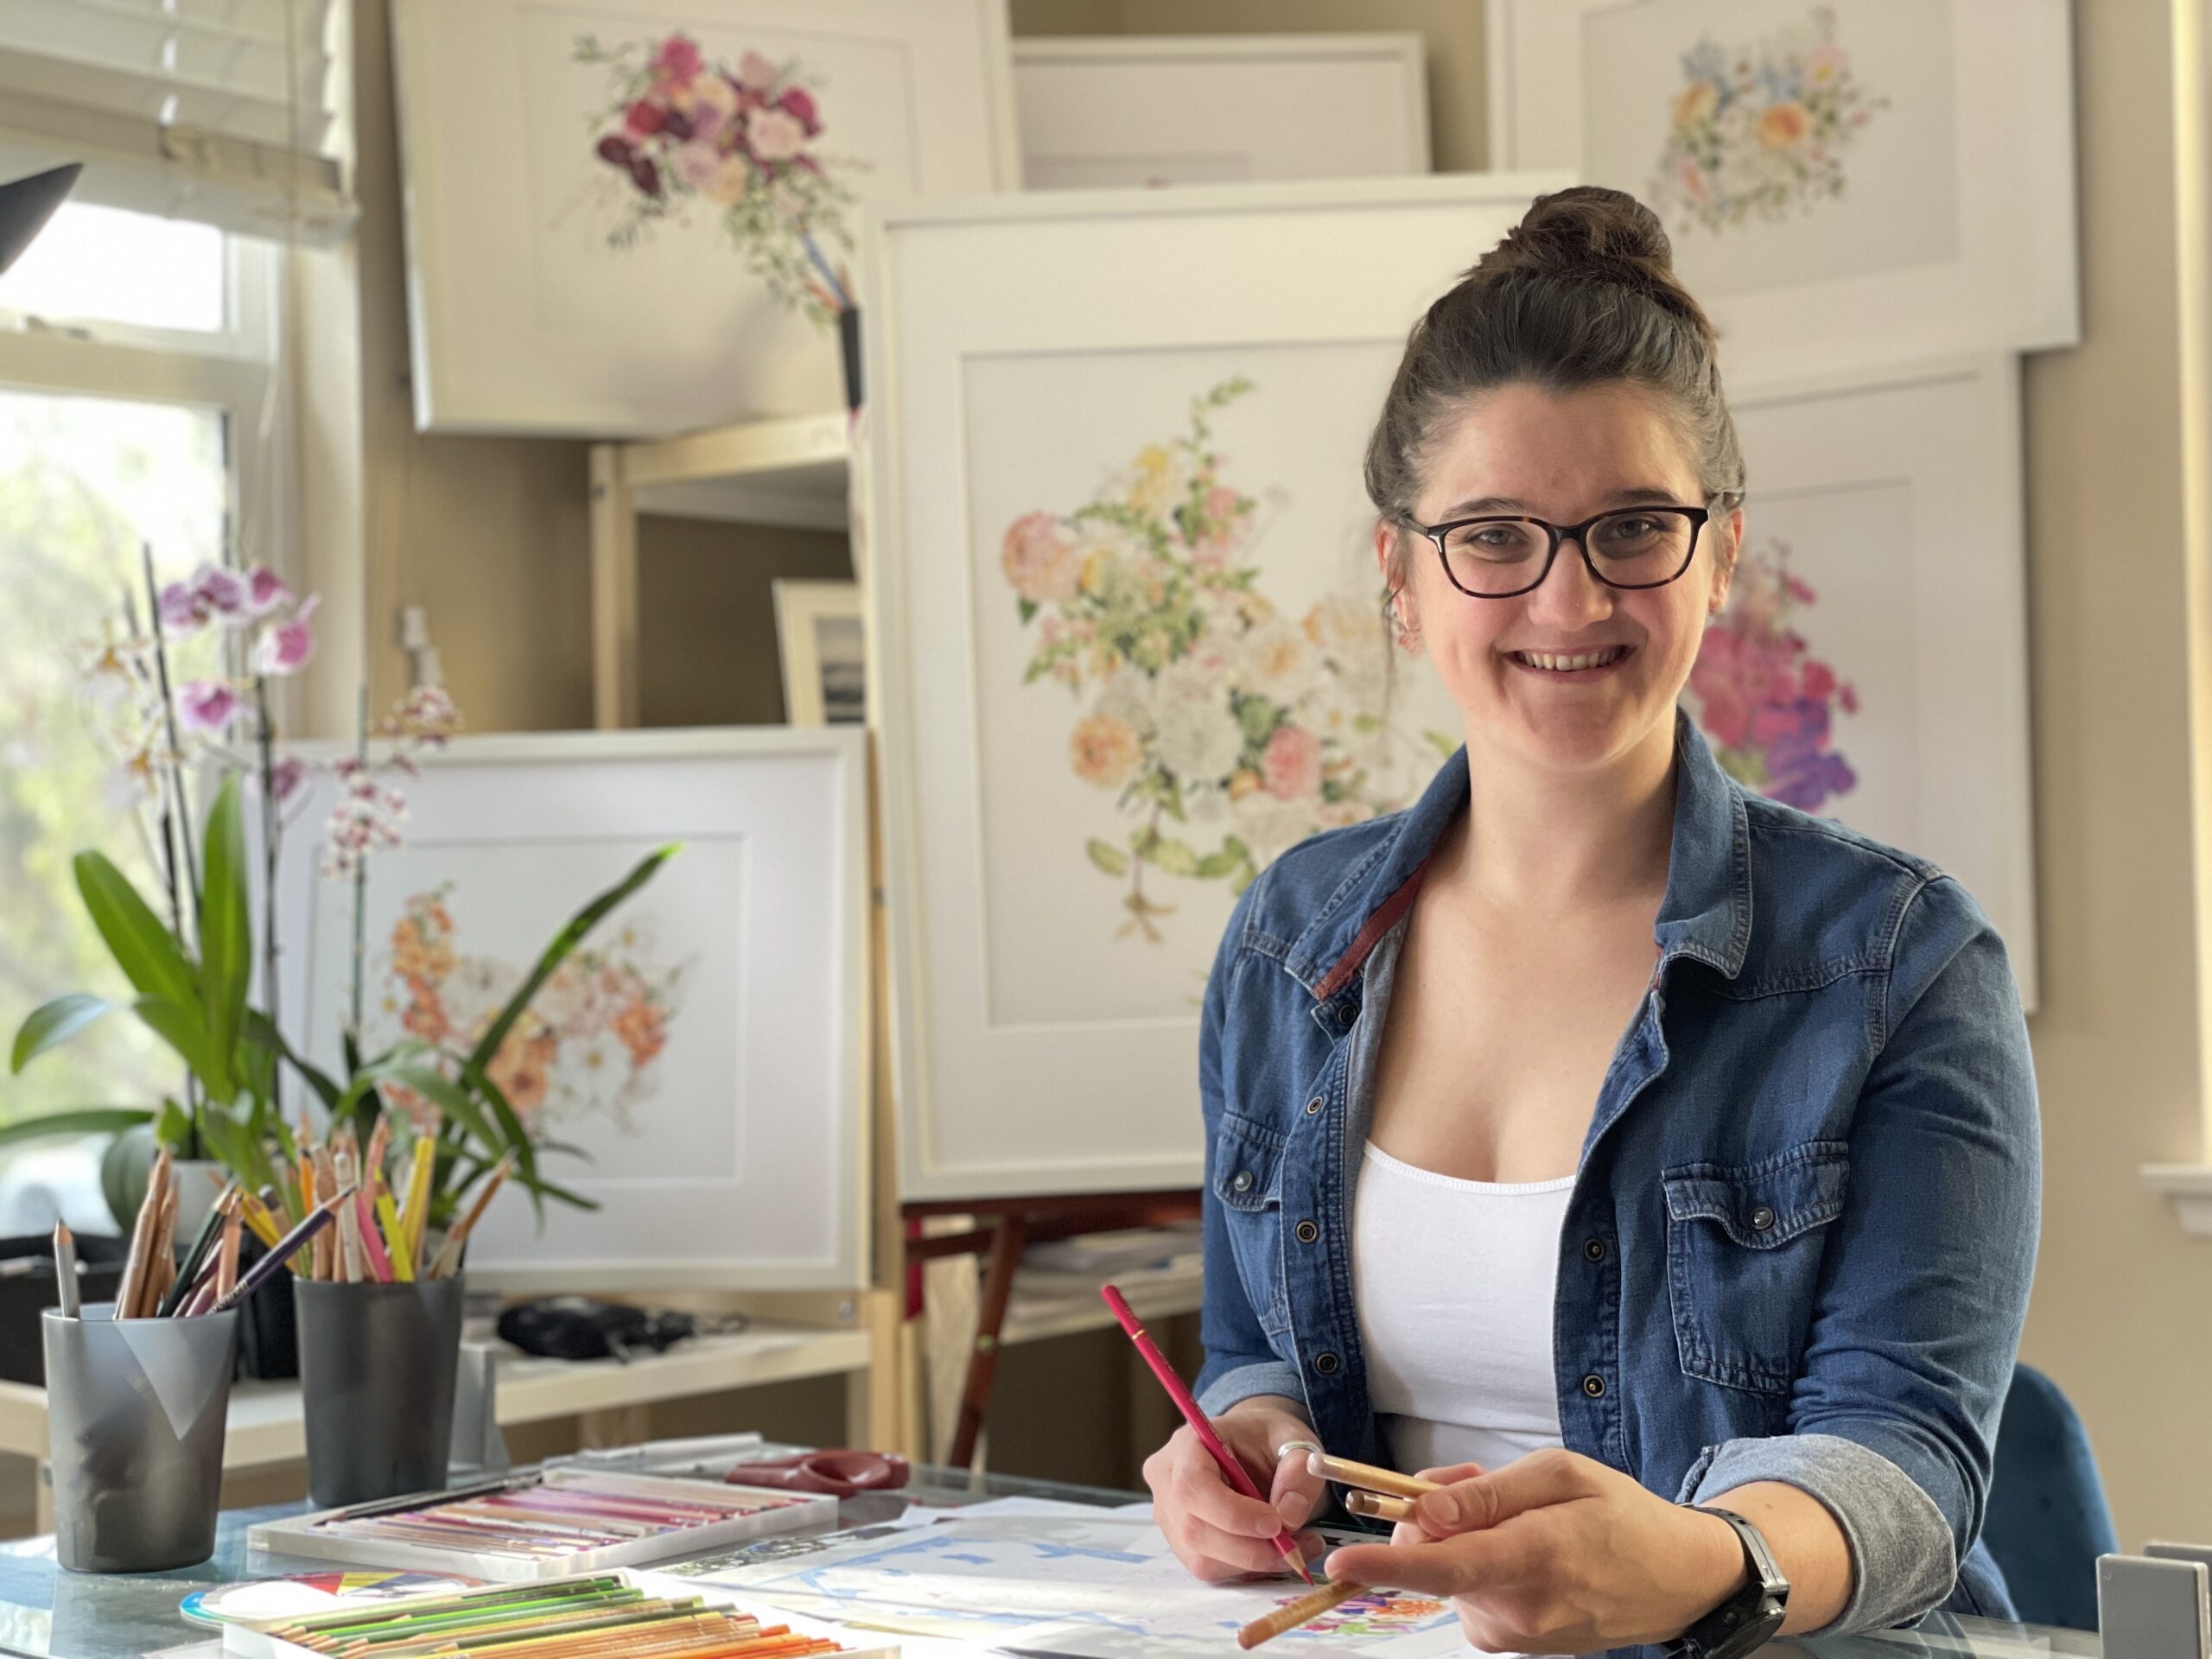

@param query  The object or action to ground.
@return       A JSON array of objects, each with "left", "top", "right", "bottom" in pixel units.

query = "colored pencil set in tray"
[
  {"left": 246, "top": 1470, "right": 836, "bottom": 1581},
  {"left": 221, "top": 1571, "right": 889, "bottom": 1659}
]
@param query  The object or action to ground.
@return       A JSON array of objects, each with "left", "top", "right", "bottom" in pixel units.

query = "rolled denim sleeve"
[
  {"left": 1192, "top": 871, "right": 1307, "bottom": 1420},
  {"left": 1689, "top": 874, "right": 2040, "bottom": 1632}
]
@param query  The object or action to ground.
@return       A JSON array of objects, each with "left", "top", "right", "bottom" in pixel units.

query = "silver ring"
[{"left": 1273, "top": 1438, "right": 1322, "bottom": 1465}]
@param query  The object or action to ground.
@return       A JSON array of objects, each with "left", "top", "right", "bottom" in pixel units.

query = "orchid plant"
[{"left": 6, "top": 556, "right": 674, "bottom": 1230}]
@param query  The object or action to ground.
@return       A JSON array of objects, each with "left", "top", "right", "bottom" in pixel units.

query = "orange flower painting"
[{"left": 372, "top": 885, "right": 688, "bottom": 1135}]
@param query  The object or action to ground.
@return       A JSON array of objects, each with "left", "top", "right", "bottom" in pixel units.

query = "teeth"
[{"left": 1516, "top": 647, "right": 1624, "bottom": 671}]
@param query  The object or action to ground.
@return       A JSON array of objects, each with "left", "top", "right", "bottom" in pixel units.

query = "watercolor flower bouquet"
[
  {"left": 1686, "top": 540, "right": 1858, "bottom": 813},
  {"left": 577, "top": 31, "right": 859, "bottom": 324},
  {"left": 1649, "top": 5, "right": 1886, "bottom": 236},
  {"left": 1001, "top": 378, "right": 1453, "bottom": 943}
]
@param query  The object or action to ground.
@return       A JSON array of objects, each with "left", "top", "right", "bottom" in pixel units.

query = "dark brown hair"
[{"left": 1365, "top": 186, "right": 1745, "bottom": 583}]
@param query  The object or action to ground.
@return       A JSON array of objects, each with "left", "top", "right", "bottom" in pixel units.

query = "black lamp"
[{"left": 0, "top": 162, "right": 80, "bottom": 276}]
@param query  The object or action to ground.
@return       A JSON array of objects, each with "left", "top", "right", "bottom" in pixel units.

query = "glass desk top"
[{"left": 0, "top": 1462, "right": 2101, "bottom": 1659}]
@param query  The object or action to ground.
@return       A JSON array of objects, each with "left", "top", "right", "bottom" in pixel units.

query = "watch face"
[{"left": 1717, "top": 1604, "right": 1788, "bottom": 1659}]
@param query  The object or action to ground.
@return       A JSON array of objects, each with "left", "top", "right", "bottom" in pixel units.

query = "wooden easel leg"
[{"left": 947, "top": 1213, "right": 1027, "bottom": 1471}]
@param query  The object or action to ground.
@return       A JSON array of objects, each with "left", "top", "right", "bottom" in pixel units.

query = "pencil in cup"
[{"left": 1097, "top": 1282, "right": 1312, "bottom": 1584}]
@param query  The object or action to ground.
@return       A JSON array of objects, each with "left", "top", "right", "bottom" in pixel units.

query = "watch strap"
[{"left": 1671, "top": 1505, "right": 1790, "bottom": 1659}]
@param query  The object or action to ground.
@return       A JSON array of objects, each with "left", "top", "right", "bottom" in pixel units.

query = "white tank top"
[{"left": 1352, "top": 1141, "right": 1572, "bottom": 1474}]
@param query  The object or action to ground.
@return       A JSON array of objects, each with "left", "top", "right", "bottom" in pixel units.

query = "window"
[{"left": 0, "top": 201, "right": 290, "bottom": 1228}]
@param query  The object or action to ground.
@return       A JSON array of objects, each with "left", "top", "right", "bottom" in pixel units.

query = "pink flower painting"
[
  {"left": 575, "top": 30, "right": 862, "bottom": 324},
  {"left": 1685, "top": 540, "right": 1859, "bottom": 813},
  {"left": 1003, "top": 379, "right": 1454, "bottom": 943}
]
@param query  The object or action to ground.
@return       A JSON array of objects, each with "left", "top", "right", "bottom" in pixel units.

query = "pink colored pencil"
[
  {"left": 1101, "top": 1282, "right": 1311, "bottom": 1583},
  {"left": 353, "top": 1189, "right": 395, "bottom": 1282}
]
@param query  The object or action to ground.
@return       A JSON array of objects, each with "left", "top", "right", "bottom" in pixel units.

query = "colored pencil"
[
  {"left": 353, "top": 1187, "right": 395, "bottom": 1281},
  {"left": 1306, "top": 1452, "right": 1443, "bottom": 1503},
  {"left": 1344, "top": 1491, "right": 1418, "bottom": 1522},
  {"left": 429, "top": 1155, "right": 511, "bottom": 1279},
  {"left": 377, "top": 1190, "right": 415, "bottom": 1281},
  {"left": 212, "top": 1187, "right": 353, "bottom": 1313},
  {"left": 1237, "top": 1578, "right": 1369, "bottom": 1649},
  {"left": 1100, "top": 1282, "right": 1311, "bottom": 1583},
  {"left": 214, "top": 1207, "right": 243, "bottom": 1303},
  {"left": 238, "top": 1188, "right": 284, "bottom": 1250},
  {"left": 114, "top": 1146, "right": 170, "bottom": 1319},
  {"left": 51, "top": 1223, "right": 79, "bottom": 1319},
  {"left": 399, "top": 1132, "right": 435, "bottom": 1274},
  {"left": 158, "top": 1185, "right": 234, "bottom": 1317}
]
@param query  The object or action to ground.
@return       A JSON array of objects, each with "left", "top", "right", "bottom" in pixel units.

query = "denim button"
[
  {"left": 1294, "top": 1220, "right": 1319, "bottom": 1244},
  {"left": 1306, "top": 1096, "right": 1324, "bottom": 1116},
  {"left": 1231, "top": 1170, "right": 1255, "bottom": 1194},
  {"left": 1336, "top": 1004, "right": 1355, "bottom": 1026},
  {"left": 1314, "top": 1351, "right": 1341, "bottom": 1375},
  {"left": 1581, "top": 1373, "right": 1605, "bottom": 1398},
  {"left": 1749, "top": 1205, "right": 1777, "bottom": 1232},
  {"left": 1583, "top": 1237, "right": 1606, "bottom": 1263}
]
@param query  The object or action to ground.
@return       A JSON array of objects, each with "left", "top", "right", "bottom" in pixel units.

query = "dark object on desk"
[
  {"left": 1982, "top": 1362, "right": 2120, "bottom": 1630},
  {"left": 728, "top": 1449, "right": 908, "bottom": 1497},
  {"left": 496, "top": 1296, "right": 740, "bottom": 1363},
  {"left": 0, "top": 162, "right": 79, "bottom": 276},
  {"left": 0, "top": 1232, "right": 129, "bottom": 1384},
  {"left": 296, "top": 1275, "right": 466, "bottom": 1508}
]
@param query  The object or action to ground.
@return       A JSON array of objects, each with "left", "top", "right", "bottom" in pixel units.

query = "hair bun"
[{"left": 1477, "top": 186, "right": 1713, "bottom": 341}]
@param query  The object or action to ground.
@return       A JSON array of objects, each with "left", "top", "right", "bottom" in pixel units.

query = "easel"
[{"left": 904, "top": 1189, "right": 1201, "bottom": 1469}]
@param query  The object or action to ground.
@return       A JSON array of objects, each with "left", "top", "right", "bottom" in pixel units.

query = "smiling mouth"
[{"left": 1507, "top": 645, "right": 1631, "bottom": 674}]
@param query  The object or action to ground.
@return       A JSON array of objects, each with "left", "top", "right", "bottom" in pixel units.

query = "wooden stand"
[{"left": 905, "top": 1190, "right": 1201, "bottom": 1469}]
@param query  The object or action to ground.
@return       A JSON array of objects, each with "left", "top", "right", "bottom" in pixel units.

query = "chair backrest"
[{"left": 1981, "top": 1363, "right": 2120, "bottom": 1630}]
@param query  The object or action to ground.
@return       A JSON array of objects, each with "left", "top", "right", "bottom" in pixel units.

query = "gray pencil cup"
[
  {"left": 294, "top": 1275, "right": 465, "bottom": 1508},
  {"left": 41, "top": 1303, "right": 238, "bottom": 1573}
]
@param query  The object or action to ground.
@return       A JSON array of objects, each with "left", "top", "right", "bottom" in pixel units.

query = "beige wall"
[{"left": 328, "top": 0, "right": 2212, "bottom": 1547}]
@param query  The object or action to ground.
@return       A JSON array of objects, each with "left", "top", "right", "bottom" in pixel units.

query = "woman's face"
[{"left": 1381, "top": 380, "right": 1739, "bottom": 779}]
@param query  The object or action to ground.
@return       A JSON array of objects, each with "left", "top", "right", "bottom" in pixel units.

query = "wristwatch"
[{"left": 1671, "top": 1506, "right": 1790, "bottom": 1659}]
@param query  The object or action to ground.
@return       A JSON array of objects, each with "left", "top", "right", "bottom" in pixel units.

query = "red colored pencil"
[{"left": 1100, "top": 1282, "right": 1311, "bottom": 1582}]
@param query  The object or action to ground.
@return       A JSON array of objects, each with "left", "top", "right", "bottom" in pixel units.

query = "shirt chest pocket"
[
  {"left": 1211, "top": 1110, "right": 1294, "bottom": 1338},
  {"left": 1662, "top": 1142, "right": 1850, "bottom": 1396}
]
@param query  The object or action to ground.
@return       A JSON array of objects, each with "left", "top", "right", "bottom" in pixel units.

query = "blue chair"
[{"left": 1980, "top": 1363, "right": 2120, "bottom": 1630}]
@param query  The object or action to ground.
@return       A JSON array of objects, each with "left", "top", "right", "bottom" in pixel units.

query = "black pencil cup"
[
  {"left": 42, "top": 1303, "right": 238, "bottom": 1572},
  {"left": 294, "top": 1275, "right": 465, "bottom": 1508}
]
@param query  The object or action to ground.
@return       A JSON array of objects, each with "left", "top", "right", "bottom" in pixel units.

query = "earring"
[{"left": 1391, "top": 596, "right": 1421, "bottom": 651}]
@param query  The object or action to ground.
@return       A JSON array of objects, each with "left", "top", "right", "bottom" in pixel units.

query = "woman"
[{"left": 1142, "top": 187, "right": 2039, "bottom": 1653}]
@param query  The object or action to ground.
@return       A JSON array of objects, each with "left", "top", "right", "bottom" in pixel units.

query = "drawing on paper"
[
  {"left": 576, "top": 31, "right": 861, "bottom": 324},
  {"left": 999, "top": 377, "right": 1453, "bottom": 944},
  {"left": 1685, "top": 538, "right": 1859, "bottom": 812},
  {"left": 1649, "top": 6, "right": 1887, "bottom": 235}
]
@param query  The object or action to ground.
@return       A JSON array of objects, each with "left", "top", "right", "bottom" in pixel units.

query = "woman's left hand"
[{"left": 1321, "top": 1449, "right": 1751, "bottom": 1653}]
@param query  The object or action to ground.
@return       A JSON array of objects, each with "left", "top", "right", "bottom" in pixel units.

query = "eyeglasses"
[{"left": 1408, "top": 501, "right": 1723, "bottom": 600}]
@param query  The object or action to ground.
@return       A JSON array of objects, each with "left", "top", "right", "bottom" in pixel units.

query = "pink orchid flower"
[
  {"left": 191, "top": 563, "right": 251, "bottom": 625},
  {"left": 252, "top": 593, "right": 319, "bottom": 677},
  {"left": 266, "top": 755, "right": 308, "bottom": 802},
  {"left": 245, "top": 565, "right": 293, "bottom": 616},
  {"left": 177, "top": 678, "right": 242, "bottom": 733},
  {"left": 156, "top": 579, "right": 204, "bottom": 635}
]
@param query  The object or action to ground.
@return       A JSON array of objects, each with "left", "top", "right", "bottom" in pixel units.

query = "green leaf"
[
  {"left": 464, "top": 846, "right": 679, "bottom": 1079},
  {"left": 130, "top": 995, "right": 235, "bottom": 1103},
  {"left": 1195, "top": 850, "right": 1242, "bottom": 880},
  {"left": 467, "top": 1071, "right": 547, "bottom": 1224},
  {"left": 0, "top": 1105, "right": 154, "bottom": 1153},
  {"left": 1017, "top": 599, "right": 1039, "bottom": 625},
  {"left": 198, "top": 777, "right": 252, "bottom": 1082},
  {"left": 381, "top": 1063, "right": 501, "bottom": 1156},
  {"left": 74, "top": 851, "right": 195, "bottom": 1006},
  {"left": 156, "top": 1099, "right": 194, "bottom": 1146},
  {"left": 244, "top": 1010, "right": 341, "bottom": 1109},
  {"left": 11, "top": 995, "right": 111, "bottom": 1073},
  {"left": 1149, "top": 837, "right": 1199, "bottom": 878},
  {"left": 1086, "top": 839, "right": 1129, "bottom": 876}
]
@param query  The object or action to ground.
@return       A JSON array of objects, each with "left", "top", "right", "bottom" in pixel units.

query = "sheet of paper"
[{"left": 645, "top": 1515, "right": 1471, "bottom": 1658}]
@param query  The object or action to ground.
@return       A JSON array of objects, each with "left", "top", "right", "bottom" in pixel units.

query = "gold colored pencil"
[
  {"left": 214, "top": 1208, "right": 243, "bottom": 1302},
  {"left": 1238, "top": 1580, "right": 1370, "bottom": 1649},
  {"left": 1344, "top": 1491, "right": 1417, "bottom": 1522},
  {"left": 114, "top": 1147, "right": 170, "bottom": 1319},
  {"left": 1306, "top": 1452, "right": 1443, "bottom": 1503}
]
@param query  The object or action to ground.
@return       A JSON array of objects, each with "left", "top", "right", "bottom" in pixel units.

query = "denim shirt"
[{"left": 1194, "top": 713, "right": 2040, "bottom": 1633}]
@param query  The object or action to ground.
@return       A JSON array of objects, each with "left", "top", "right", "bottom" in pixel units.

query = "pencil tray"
[
  {"left": 244, "top": 1468, "right": 837, "bottom": 1580},
  {"left": 294, "top": 1275, "right": 466, "bottom": 1508}
]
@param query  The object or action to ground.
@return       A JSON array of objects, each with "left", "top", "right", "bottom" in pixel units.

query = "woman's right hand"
[{"left": 1143, "top": 1396, "right": 1326, "bottom": 1581}]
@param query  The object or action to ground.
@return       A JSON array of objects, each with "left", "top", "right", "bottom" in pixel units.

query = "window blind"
[{"left": 0, "top": 0, "right": 353, "bottom": 244}]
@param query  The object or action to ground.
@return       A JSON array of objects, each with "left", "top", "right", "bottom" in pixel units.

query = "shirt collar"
[{"left": 1292, "top": 709, "right": 1753, "bottom": 1001}]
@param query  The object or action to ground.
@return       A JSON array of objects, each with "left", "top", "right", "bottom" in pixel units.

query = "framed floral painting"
[
  {"left": 265, "top": 728, "right": 872, "bottom": 1287},
  {"left": 1700, "top": 355, "right": 2038, "bottom": 1006},
  {"left": 1012, "top": 35, "right": 1429, "bottom": 189},
  {"left": 1485, "top": 0, "right": 2077, "bottom": 377},
  {"left": 862, "top": 175, "right": 1567, "bottom": 1201},
  {"left": 389, "top": 0, "right": 1018, "bottom": 435}
]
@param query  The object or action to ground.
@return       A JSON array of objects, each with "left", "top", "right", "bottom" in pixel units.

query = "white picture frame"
[
  {"left": 861, "top": 174, "right": 1569, "bottom": 1202},
  {"left": 389, "top": 0, "right": 1020, "bottom": 437},
  {"left": 1012, "top": 35, "right": 1430, "bottom": 189},
  {"left": 1484, "top": 0, "right": 2078, "bottom": 378},
  {"left": 773, "top": 579, "right": 865, "bottom": 727},
  {"left": 1707, "top": 354, "right": 2038, "bottom": 1007},
  {"left": 264, "top": 727, "right": 871, "bottom": 1289}
]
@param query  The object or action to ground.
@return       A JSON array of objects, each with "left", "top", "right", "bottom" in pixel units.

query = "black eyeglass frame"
[{"left": 1408, "top": 498, "right": 1736, "bottom": 600}]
